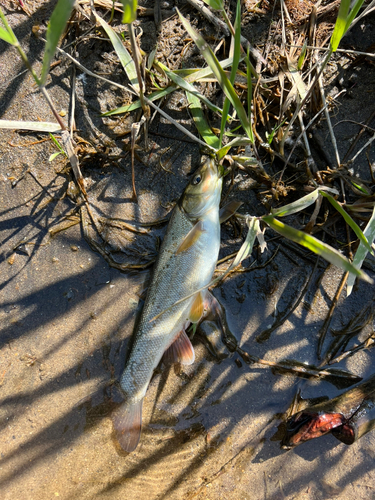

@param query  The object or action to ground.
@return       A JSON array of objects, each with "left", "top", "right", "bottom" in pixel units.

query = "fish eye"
[{"left": 192, "top": 174, "right": 202, "bottom": 185}]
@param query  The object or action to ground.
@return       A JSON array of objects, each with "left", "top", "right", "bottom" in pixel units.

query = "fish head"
[{"left": 181, "top": 158, "right": 223, "bottom": 219}]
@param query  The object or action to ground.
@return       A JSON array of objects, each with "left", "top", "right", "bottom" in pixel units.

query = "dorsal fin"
[
  {"left": 112, "top": 399, "right": 143, "bottom": 453},
  {"left": 163, "top": 330, "right": 195, "bottom": 365},
  {"left": 176, "top": 220, "right": 205, "bottom": 254},
  {"left": 219, "top": 200, "right": 243, "bottom": 223},
  {"left": 189, "top": 291, "right": 204, "bottom": 324}
]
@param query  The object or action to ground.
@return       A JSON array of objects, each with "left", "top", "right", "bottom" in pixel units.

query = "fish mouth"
[
  {"left": 206, "top": 157, "right": 224, "bottom": 179},
  {"left": 200, "top": 158, "right": 222, "bottom": 194}
]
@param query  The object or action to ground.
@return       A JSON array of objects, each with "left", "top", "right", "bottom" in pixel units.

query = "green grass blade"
[
  {"left": 231, "top": 155, "right": 258, "bottom": 165},
  {"left": 148, "top": 71, "right": 165, "bottom": 90},
  {"left": 263, "top": 215, "right": 372, "bottom": 283},
  {"left": 0, "top": 26, "right": 15, "bottom": 44},
  {"left": 102, "top": 86, "right": 176, "bottom": 116},
  {"left": 49, "top": 132, "right": 67, "bottom": 161},
  {"left": 102, "top": 102, "right": 139, "bottom": 116},
  {"left": 344, "top": 0, "right": 365, "bottom": 32},
  {"left": 171, "top": 57, "right": 240, "bottom": 81},
  {"left": 232, "top": 0, "right": 242, "bottom": 75},
  {"left": 184, "top": 56, "right": 242, "bottom": 83},
  {"left": 0, "top": 7, "right": 18, "bottom": 45},
  {"left": 217, "top": 137, "right": 252, "bottom": 160},
  {"left": 347, "top": 206, "right": 375, "bottom": 295},
  {"left": 157, "top": 61, "right": 224, "bottom": 115},
  {"left": 200, "top": 0, "right": 223, "bottom": 10},
  {"left": 119, "top": 0, "right": 138, "bottom": 23},
  {"left": 177, "top": 9, "right": 253, "bottom": 143},
  {"left": 320, "top": 191, "right": 373, "bottom": 254},
  {"left": 186, "top": 92, "right": 220, "bottom": 149},
  {"left": 49, "top": 152, "right": 61, "bottom": 161},
  {"left": 271, "top": 191, "right": 320, "bottom": 217},
  {"left": 330, "top": 0, "right": 365, "bottom": 52},
  {"left": 330, "top": 0, "right": 350, "bottom": 51},
  {"left": 297, "top": 41, "right": 307, "bottom": 70},
  {"left": 266, "top": 117, "right": 287, "bottom": 144},
  {"left": 40, "top": 0, "right": 75, "bottom": 86},
  {"left": 147, "top": 44, "right": 158, "bottom": 70},
  {"left": 172, "top": 68, "right": 201, "bottom": 79},
  {"left": 220, "top": 98, "right": 231, "bottom": 146},
  {"left": 351, "top": 180, "right": 371, "bottom": 195},
  {"left": 245, "top": 48, "right": 254, "bottom": 143},
  {"left": 154, "top": 57, "right": 240, "bottom": 85},
  {"left": 49, "top": 132, "right": 65, "bottom": 154},
  {"left": 271, "top": 187, "right": 338, "bottom": 217},
  {"left": 95, "top": 13, "right": 139, "bottom": 91},
  {"left": 219, "top": 0, "right": 241, "bottom": 146},
  {"left": 222, "top": 125, "right": 242, "bottom": 136}
]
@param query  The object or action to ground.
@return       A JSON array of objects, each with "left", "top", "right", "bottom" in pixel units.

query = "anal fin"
[
  {"left": 163, "top": 330, "right": 195, "bottom": 365},
  {"left": 112, "top": 399, "right": 143, "bottom": 453}
]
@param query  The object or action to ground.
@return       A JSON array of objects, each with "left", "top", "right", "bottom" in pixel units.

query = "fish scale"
[{"left": 120, "top": 203, "right": 220, "bottom": 401}]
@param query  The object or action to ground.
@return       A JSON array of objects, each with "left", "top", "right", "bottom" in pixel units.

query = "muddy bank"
[{"left": 1, "top": 1, "right": 375, "bottom": 499}]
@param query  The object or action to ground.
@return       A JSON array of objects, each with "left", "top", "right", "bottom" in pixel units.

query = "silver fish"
[{"left": 113, "top": 158, "right": 223, "bottom": 452}]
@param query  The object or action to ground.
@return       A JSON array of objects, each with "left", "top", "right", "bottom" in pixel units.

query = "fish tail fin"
[{"left": 112, "top": 399, "right": 143, "bottom": 453}]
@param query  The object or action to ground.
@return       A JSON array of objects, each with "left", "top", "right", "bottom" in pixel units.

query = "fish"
[
  {"left": 112, "top": 158, "right": 223, "bottom": 452},
  {"left": 281, "top": 374, "right": 375, "bottom": 449}
]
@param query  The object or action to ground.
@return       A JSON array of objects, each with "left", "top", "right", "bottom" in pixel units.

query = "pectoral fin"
[
  {"left": 219, "top": 200, "right": 243, "bottom": 223},
  {"left": 176, "top": 221, "right": 205, "bottom": 254},
  {"left": 189, "top": 291, "right": 204, "bottom": 324},
  {"left": 200, "top": 291, "right": 238, "bottom": 352},
  {"left": 112, "top": 399, "right": 143, "bottom": 453},
  {"left": 163, "top": 330, "right": 195, "bottom": 365}
]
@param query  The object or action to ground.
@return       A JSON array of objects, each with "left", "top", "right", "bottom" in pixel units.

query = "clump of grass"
[{"left": 1, "top": 0, "right": 374, "bottom": 287}]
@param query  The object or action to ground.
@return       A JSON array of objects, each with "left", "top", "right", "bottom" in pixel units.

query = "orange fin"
[
  {"left": 189, "top": 291, "right": 204, "bottom": 324},
  {"left": 163, "top": 330, "right": 195, "bottom": 365},
  {"left": 219, "top": 200, "right": 243, "bottom": 224},
  {"left": 112, "top": 399, "right": 143, "bottom": 453},
  {"left": 176, "top": 221, "right": 205, "bottom": 254}
]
